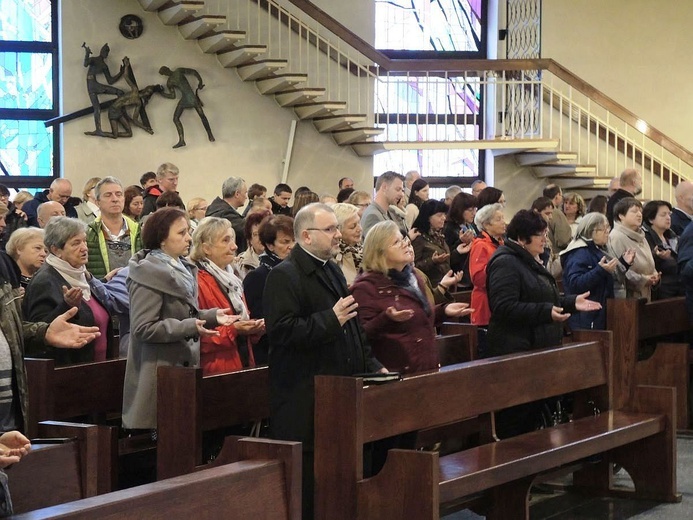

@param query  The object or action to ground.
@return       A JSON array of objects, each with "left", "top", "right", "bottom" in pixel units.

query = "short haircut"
[
  {"left": 506, "top": 209, "right": 547, "bottom": 242},
  {"left": 404, "top": 170, "right": 419, "bottom": 183},
  {"left": 642, "top": 200, "right": 672, "bottom": 225},
  {"left": 222, "top": 177, "right": 245, "bottom": 199},
  {"left": 476, "top": 187, "right": 504, "bottom": 209},
  {"left": 471, "top": 179, "right": 486, "bottom": 190},
  {"left": 44, "top": 216, "right": 87, "bottom": 252},
  {"left": 50, "top": 178, "right": 71, "bottom": 191},
  {"left": 141, "top": 207, "right": 188, "bottom": 250},
  {"left": 474, "top": 202, "right": 504, "bottom": 230},
  {"left": 258, "top": 214, "right": 294, "bottom": 248},
  {"left": 445, "top": 185, "right": 462, "bottom": 201},
  {"left": 82, "top": 177, "right": 102, "bottom": 201},
  {"left": 575, "top": 212, "right": 608, "bottom": 242},
  {"left": 542, "top": 184, "right": 562, "bottom": 200},
  {"left": 530, "top": 196, "right": 554, "bottom": 213},
  {"left": 375, "top": 171, "right": 403, "bottom": 191},
  {"left": 331, "top": 203, "right": 360, "bottom": 230},
  {"left": 448, "top": 192, "right": 478, "bottom": 225},
  {"left": 244, "top": 210, "right": 271, "bottom": 242},
  {"left": 140, "top": 171, "right": 156, "bottom": 186},
  {"left": 249, "top": 197, "right": 270, "bottom": 212},
  {"left": 274, "top": 183, "right": 292, "bottom": 196},
  {"left": 6, "top": 227, "right": 45, "bottom": 260},
  {"left": 94, "top": 176, "right": 122, "bottom": 200},
  {"left": 337, "top": 187, "right": 355, "bottom": 203},
  {"left": 613, "top": 197, "right": 642, "bottom": 222},
  {"left": 563, "top": 192, "right": 586, "bottom": 217},
  {"left": 412, "top": 199, "right": 448, "bottom": 234},
  {"left": 248, "top": 183, "right": 267, "bottom": 200},
  {"left": 587, "top": 195, "right": 608, "bottom": 215},
  {"left": 294, "top": 202, "right": 333, "bottom": 237},
  {"left": 189, "top": 217, "right": 233, "bottom": 262},
  {"left": 156, "top": 191, "right": 185, "bottom": 210},
  {"left": 0, "top": 184, "right": 10, "bottom": 198},
  {"left": 619, "top": 168, "right": 639, "bottom": 187},
  {"left": 338, "top": 177, "right": 353, "bottom": 189},
  {"left": 156, "top": 162, "right": 179, "bottom": 179},
  {"left": 347, "top": 191, "right": 371, "bottom": 206},
  {"left": 361, "top": 220, "right": 401, "bottom": 276},
  {"left": 186, "top": 197, "right": 206, "bottom": 219}
]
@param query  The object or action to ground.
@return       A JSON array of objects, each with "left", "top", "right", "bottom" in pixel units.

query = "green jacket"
[
  {"left": 86, "top": 215, "right": 142, "bottom": 278},
  {"left": 0, "top": 280, "right": 49, "bottom": 432}
]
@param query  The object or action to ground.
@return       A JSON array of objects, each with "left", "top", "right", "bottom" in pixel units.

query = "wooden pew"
[
  {"left": 156, "top": 365, "right": 269, "bottom": 480},
  {"left": 438, "top": 322, "right": 478, "bottom": 363},
  {"left": 607, "top": 297, "right": 690, "bottom": 429},
  {"left": 7, "top": 422, "right": 100, "bottom": 514},
  {"left": 450, "top": 290, "right": 471, "bottom": 305},
  {"left": 314, "top": 337, "right": 678, "bottom": 520},
  {"left": 11, "top": 437, "right": 301, "bottom": 520}
]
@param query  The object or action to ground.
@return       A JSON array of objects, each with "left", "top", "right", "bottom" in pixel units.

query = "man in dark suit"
[
  {"left": 264, "top": 202, "right": 384, "bottom": 519},
  {"left": 671, "top": 181, "right": 693, "bottom": 236},
  {"left": 606, "top": 168, "right": 642, "bottom": 227}
]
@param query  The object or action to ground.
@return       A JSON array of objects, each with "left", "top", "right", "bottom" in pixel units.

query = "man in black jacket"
[
  {"left": 606, "top": 168, "right": 642, "bottom": 227},
  {"left": 264, "top": 203, "right": 383, "bottom": 519},
  {"left": 205, "top": 176, "right": 248, "bottom": 252}
]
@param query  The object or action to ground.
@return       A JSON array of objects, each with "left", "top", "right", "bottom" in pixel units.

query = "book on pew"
[{"left": 354, "top": 372, "right": 402, "bottom": 385}]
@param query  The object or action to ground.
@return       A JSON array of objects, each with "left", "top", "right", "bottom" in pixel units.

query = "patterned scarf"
[
  {"left": 337, "top": 240, "right": 363, "bottom": 270},
  {"left": 197, "top": 259, "right": 249, "bottom": 320},
  {"left": 150, "top": 249, "right": 195, "bottom": 298},
  {"left": 258, "top": 250, "right": 283, "bottom": 270}
]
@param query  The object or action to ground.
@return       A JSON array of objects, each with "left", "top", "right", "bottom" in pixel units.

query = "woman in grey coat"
[{"left": 122, "top": 208, "right": 237, "bottom": 430}]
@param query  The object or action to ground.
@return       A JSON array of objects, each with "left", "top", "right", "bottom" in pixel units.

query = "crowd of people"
[{"left": 0, "top": 163, "right": 692, "bottom": 517}]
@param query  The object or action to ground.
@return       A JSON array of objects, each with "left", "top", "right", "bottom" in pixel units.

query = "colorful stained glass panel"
[
  {"left": 0, "top": 0, "right": 52, "bottom": 42},
  {"left": 0, "top": 119, "right": 53, "bottom": 177},
  {"left": 374, "top": 148, "right": 479, "bottom": 180},
  {"left": 0, "top": 51, "right": 53, "bottom": 109}
]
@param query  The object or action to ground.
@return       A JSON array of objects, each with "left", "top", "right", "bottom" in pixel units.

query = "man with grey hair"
[
  {"left": 606, "top": 168, "right": 642, "bottom": 227},
  {"left": 671, "top": 181, "right": 693, "bottom": 236},
  {"left": 444, "top": 185, "right": 463, "bottom": 207},
  {"left": 471, "top": 180, "right": 487, "bottom": 198},
  {"left": 404, "top": 170, "right": 420, "bottom": 197},
  {"left": 24, "top": 178, "right": 77, "bottom": 227},
  {"left": 142, "top": 162, "right": 180, "bottom": 217},
  {"left": 265, "top": 202, "right": 384, "bottom": 519},
  {"left": 86, "top": 176, "right": 142, "bottom": 278},
  {"left": 36, "top": 201, "right": 66, "bottom": 229},
  {"left": 205, "top": 176, "right": 248, "bottom": 252}
]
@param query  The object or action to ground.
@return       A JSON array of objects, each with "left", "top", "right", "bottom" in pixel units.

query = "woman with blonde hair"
[
  {"left": 12, "top": 191, "right": 33, "bottom": 212},
  {"left": 563, "top": 192, "right": 586, "bottom": 238},
  {"left": 186, "top": 197, "right": 208, "bottom": 231},
  {"left": 331, "top": 203, "right": 363, "bottom": 285},
  {"left": 75, "top": 177, "right": 101, "bottom": 224},
  {"left": 6, "top": 227, "right": 46, "bottom": 288}
]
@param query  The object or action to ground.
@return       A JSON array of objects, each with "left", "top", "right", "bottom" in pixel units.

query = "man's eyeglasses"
[{"left": 306, "top": 225, "right": 339, "bottom": 235}]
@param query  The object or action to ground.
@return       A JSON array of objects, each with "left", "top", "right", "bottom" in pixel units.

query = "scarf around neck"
[
  {"left": 150, "top": 249, "right": 195, "bottom": 298},
  {"left": 45, "top": 253, "right": 91, "bottom": 300},
  {"left": 258, "top": 250, "right": 282, "bottom": 270},
  {"left": 337, "top": 240, "right": 363, "bottom": 270},
  {"left": 387, "top": 264, "right": 431, "bottom": 315},
  {"left": 198, "top": 259, "right": 249, "bottom": 320}
]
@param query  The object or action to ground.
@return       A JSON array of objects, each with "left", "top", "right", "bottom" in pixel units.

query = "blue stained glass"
[
  {"left": 0, "top": 119, "right": 53, "bottom": 177},
  {"left": 0, "top": 51, "right": 52, "bottom": 109},
  {"left": 375, "top": 0, "right": 482, "bottom": 52},
  {"left": 0, "top": 0, "right": 52, "bottom": 42}
]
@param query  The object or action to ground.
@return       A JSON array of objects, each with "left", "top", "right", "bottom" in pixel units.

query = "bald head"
[
  {"left": 619, "top": 169, "right": 642, "bottom": 196},
  {"left": 675, "top": 181, "right": 693, "bottom": 214},
  {"left": 37, "top": 201, "right": 66, "bottom": 228},
  {"left": 48, "top": 178, "right": 73, "bottom": 204}
]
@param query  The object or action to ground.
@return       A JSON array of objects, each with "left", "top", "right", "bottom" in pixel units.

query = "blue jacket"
[{"left": 561, "top": 241, "right": 613, "bottom": 330}]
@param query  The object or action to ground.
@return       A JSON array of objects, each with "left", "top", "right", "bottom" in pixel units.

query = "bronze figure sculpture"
[
  {"left": 158, "top": 66, "right": 215, "bottom": 148},
  {"left": 83, "top": 42, "right": 125, "bottom": 136}
]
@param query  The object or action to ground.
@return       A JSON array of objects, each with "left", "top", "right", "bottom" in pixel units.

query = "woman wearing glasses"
[{"left": 351, "top": 221, "right": 471, "bottom": 375}]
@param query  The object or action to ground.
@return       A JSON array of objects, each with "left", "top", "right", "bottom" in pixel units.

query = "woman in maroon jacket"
[{"left": 351, "top": 221, "right": 472, "bottom": 375}]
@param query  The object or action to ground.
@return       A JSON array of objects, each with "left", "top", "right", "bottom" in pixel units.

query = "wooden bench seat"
[
  {"left": 11, "top": 437, "right": 301, "bottom": 520},
  {"left": 315, "top": 335, "right": 679, "bottom": 520}
]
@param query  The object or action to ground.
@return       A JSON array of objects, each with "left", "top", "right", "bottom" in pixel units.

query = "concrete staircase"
[
  {"left": 515, "top": 150, "right": 608, "bottom": 196},
  {"left": 139, "top": 0, "right": 384, "bottom": 155}
]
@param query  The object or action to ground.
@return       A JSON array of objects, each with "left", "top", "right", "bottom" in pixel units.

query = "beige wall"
[
  {"left": 542, "top": 0, "right": 693, "bottom": 152},
  {"left": 60, "top": 0, "right": 372, "bottom": 205},
  {"left": 311, "top": 0, "right": 375, "bottom": 45}
]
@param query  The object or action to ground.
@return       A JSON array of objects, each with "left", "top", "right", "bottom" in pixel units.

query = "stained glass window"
[
  {"left": 0, "top": 0, "right": 57, "bottom": 187},
  {"left": 375, "top": 0, "right": 483, "bottom": 52}
]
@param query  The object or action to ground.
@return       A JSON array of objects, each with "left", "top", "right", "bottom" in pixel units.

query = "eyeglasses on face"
[
  {"left": 390, "top": 237, "right": 412, "bottom": 249},
  {"left": 306, "top": 225, "right": 339, "bottom": 235}
]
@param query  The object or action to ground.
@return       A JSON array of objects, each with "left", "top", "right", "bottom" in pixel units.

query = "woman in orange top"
[
  {"left": 190, "top": 217, "right": 265, "bottom": 375},
  {"left": 469, "top": 203, "right": 506, "bottom": 355}
]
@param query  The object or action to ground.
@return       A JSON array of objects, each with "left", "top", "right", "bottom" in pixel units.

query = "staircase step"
[
  {"left": 533, "top": 165, "right": 597, "bottom": 178},
  {"left": 352, "top": 139, "right": 562, "bottom": 157},
  {"left": 236, "top": 59, "right": 288, "bottom": 81},
  {"left": 158, "top": 2, "right": 204, "bottom": 25},
  {"left": 178, "top": 15, "right": 226, "bottom": 40},
  {"left": 553, "top": 178, "right": 610, "bottom": 190},
  {"left": 313, "top": 114, "right": 367, "bottom": 133},
  {"left": 516, "top": 150, "right": 579, "bottom": 166},
  {"left": 198, "top": 30, "right": 247, "bottom": 53},
  {"left": 255, "top": 74, "right": 308, "bottom": 95},
  {"left": 293, "top": 102, "right": 347, "bottom": 120},
  {"left": 218, "top": 46, "right": 268, "bottom": 68},
  {"left": 138, "top": 0, "right": 169, "bottom": 11},
  {"left": 275, "top": 88, "right": 326, "bottom": 107},
  {"left": 332, "top": 127, "right": 384, "bottom": 146}
]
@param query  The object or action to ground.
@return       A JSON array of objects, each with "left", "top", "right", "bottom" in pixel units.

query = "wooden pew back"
[
  {"left": 156, "top": 365, "right": 269, "bottom": 480},
  {"left": 11, "top": 438, "right": 301, "bottom": 520}
]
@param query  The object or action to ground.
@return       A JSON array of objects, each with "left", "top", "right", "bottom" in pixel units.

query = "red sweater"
[
  {"left": 197, "top": 269, "right": 255, "bottom": 375},
  {"left": 469, "top": 232, "right": 502, "bottom": 326}
]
